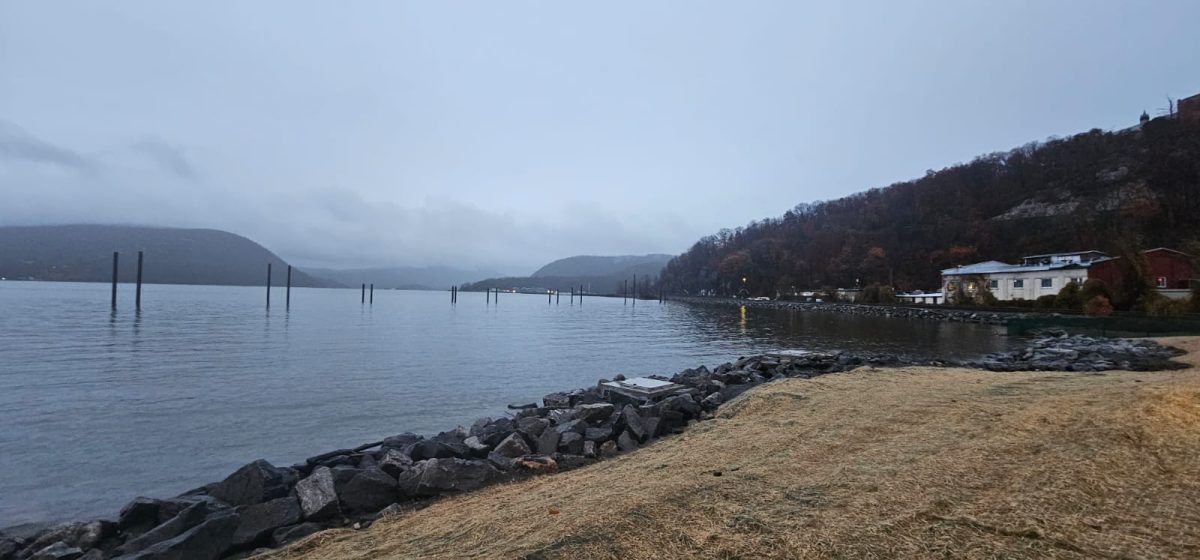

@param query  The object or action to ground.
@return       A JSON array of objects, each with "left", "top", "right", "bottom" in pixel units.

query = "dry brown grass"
[{"left": 263, "top": 337, "right": 1200, "bottom": 559}]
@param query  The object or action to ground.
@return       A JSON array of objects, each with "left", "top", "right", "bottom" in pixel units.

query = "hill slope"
[
  {"left": 464, "top": 254, "right": 673, "bottom": 294},
  {"left": 265, "top": 339, "right": 1200, "bottom": 559},
  {"left": 532, "top": 254, "right": 673, "bottom": 278},
  {"left": 305, "top": 266, "right": 501, "bottom": 291},
  {"left": 0, "top": 225, "right": 340, "bottom": 287},
  {"left": 660, "top": 117, "right": 1200, "bottom": 296}
]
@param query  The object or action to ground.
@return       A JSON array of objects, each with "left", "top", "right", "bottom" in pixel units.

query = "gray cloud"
[
  {"left": 0, "top": 120, "right": 97, "bottom": 173},
  {"left": 130, "top": 139, "right": 196, "bottom": 180}
]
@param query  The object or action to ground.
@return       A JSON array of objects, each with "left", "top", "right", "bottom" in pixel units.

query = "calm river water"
[{"left": 0, "top": 281, "right": 1011, "bottom": 526}]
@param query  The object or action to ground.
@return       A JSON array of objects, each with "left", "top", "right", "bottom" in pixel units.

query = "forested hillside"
[
  {"left": 660, "top": 117, "right": 1200, "bottom": 296},
  {"left": 0, "top": 225, "right": 340, "bottom": 287},
  {"left": 463, "top": 254, "right": 671, "bottom": 294}
]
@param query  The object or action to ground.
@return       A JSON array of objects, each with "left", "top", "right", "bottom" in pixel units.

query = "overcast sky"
[{"left": 2, "top": 1, "right": 1198, "bottom": 273}]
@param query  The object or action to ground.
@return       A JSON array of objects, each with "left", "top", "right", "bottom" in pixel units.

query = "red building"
[{"left": 1088, "top": 248, "right": 1196, "bottom": 296}]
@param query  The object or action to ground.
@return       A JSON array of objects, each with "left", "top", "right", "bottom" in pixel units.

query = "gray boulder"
[
  {"left": 583, "top": 426, "right": 613, "bottom": 442},
  {"left": 618, "top": 430, "right": 639, "bottom": 452},
  {"left": 492, "top": 433, "right": 532, "bottom": 458},
  {"left": 621, "top": 405, "right": 647, "bottom": 441},
  {"left": 208, "top": 460, "right": 292, "bottom": 507},
  {"left": 338, "top": 468, "right": 397, "bottom": 514},
  {"left": 231, "top": 497, "right": 302, "bottom": 549},
  {"left": 116, "top": 502, "right": 212, "bottom": 556},
  {"left": 542, "top": 391, "right": 572, "bottom": 408},
  {"left": 24, "top": 521, "right": 114, "bottom": 555},
  {"left": 404, "top": 440, "right": 469, "bottom": 462},
  {"left": 574, "top": 403, "right": 614, "bottom": 424},
  {"left": 515, "top": 417, "right": 550, "bottom": 438},
  {"left": 536, "top": 429, "right": 560, "bottom": 455},
  {"left": 381, "top": 433, "right": 422, "bottom": 450},
  {"left": 114, "top": 510, "right": 239, "bottom": 560},
  {"left": 558, "top": 432, "right": 584, "bottom": 454},
  {"left": 118, "top": 498, "right": 163, "bottom": 536},
  {"left": 295, "top": 467, "right": 340, "bottom": 521},
  {"left": 599, "top": 440, "right": 619, "bottom": 457},
  {"left": 396, "top": 459, "right": 499, "bottom": 497},
  {"left": 377, "top": 449, "right": 413, "bottom": 478}
]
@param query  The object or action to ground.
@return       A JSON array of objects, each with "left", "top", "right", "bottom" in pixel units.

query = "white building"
[{"left": 941, "top": 251, "right": 1108, "bottom": 302}]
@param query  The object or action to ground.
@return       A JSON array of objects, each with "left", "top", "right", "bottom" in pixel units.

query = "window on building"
[
  {"left": 1013, "top": 279, "right": 1024, "bottom": 288},
  {"left": 988, "top": 279, "right": 998, "bottom": 290},
  {"left": 1041, "top": 278, "right": 1053, "bottom": 288},
  {"left": 1157, "top": 276, "right": 1168, "bottom": 288}
]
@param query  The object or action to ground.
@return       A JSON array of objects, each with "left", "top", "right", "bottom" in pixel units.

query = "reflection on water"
[{"left": 0, "top": 282, "right": 1010, "bottom": 526}]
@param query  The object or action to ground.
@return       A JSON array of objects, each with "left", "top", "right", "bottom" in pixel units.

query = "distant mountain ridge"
[
  {"left": 0, "top": 225, "right": 340, "bottom": 287},
  {"left": 305, "top": 265, "right": 502, "bottom": 291},
  {"left": 532, "top": 254, "right": 673, "bottom": 278},
  {"left": 463, "top": 253, "right": 673, "bottom": 294}
]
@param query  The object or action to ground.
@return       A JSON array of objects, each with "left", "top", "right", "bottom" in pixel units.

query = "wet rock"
[
  {"left": 599, "top": 441, "right": 618, "bottom": 457},
  {"left": 492, "top": 433, "right": 532, "bottom": 458},
  {"left": 295, "top": 467, "right": 340, "bottom": 521},
  {"left": 396, "top": 459, "right": 500, "bottom": 497},
  {"left": 272, "top": 522, "right": 324, "bottom": 549},
  {"left": 507, "top": 402, "right": 538, "bottom": 410},
  {"left": 231, "top": 497, "right": 302, "bottom": 549},
  {"left": 338, "top": 468, "right": 397, "bottom": 514},
  {"left": 0, "top": 538, "right": 19, "bottom": 560},
  {"left": 209, "top": 460, "right": 292, "bottom": 507},
  {"left": 582, "top": 441, "right": 597, "bottom": 458},
  {"left": 115, "top": 510, "right": 239, "bottom": 560},
  {"left": 558, "top": 432, "right": 584, "bottom": 454},
  {"left": 469, "top": 418, "right": 515, "bottom": 446},
  {"left": 546, "top": 408, "right": 577, "bottom": 425}
]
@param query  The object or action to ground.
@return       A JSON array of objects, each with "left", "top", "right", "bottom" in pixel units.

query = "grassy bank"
[{"left": 265, "top": 338, "right": 1200, "bottom": 559}]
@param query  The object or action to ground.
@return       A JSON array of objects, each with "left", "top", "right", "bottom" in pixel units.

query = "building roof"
[
  {"left": 1020, "top": 250, "right": 1106, "bottom": 260},
  {"left": 942, "top": 260, "right": 1090, "bottom": 276}
]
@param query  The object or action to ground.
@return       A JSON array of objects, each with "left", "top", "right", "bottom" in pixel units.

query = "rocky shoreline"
[
  {"left": 676, "top": 296, "right": 1032, "bottom": 325},
  {"left": 0, "top": 335, "right": 1186, "bottom": 560}
]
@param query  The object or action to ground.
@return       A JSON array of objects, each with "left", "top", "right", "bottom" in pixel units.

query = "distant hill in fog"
[
  {"left": 462, "top": 254, "right": 674, "bottom": 294},
  {"left": 531, "top": 254, "right": 674, "bottom": 278},
  {"left": 0, "top": 225, "right": 341, "bottom": 287},
  {"left": 305, "top": 265, "right": 502, "bottom": 291}
]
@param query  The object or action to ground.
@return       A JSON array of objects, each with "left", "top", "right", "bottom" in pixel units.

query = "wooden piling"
[
  {"left": 135, "top": 251, "right": 144, "bottom": 311},
  {"left": 370, "top": 283, "right": 374, "bottom": 304},
  {"left": 570, "top": 287, "right": 574, "bottom": 305},
  {"left": 579, "top": 284, "right": 583, "bottom": 306},
  {"left": 286, "top": 265, "right": 292, "bottom": 309},
  {"left": 111, "top": 252, "right": 118, "bottom": 310},
  {"left": 548, "top": 289, "right": 552, "bottom": 304},
  {"left": 556, "top": 289, "right": 560, "bottom": 304},
  {"left": 632, "top": 275, "right": 636, "bottom": 307},
  {"left": 266, "top": 264, "right": 272, "bottom": 309},
  {"left": 361, "top": 283, "right": 366, "bottom": 304},
  {"left": 624, "top": 279, "right": 628, "bottom": 304}
]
